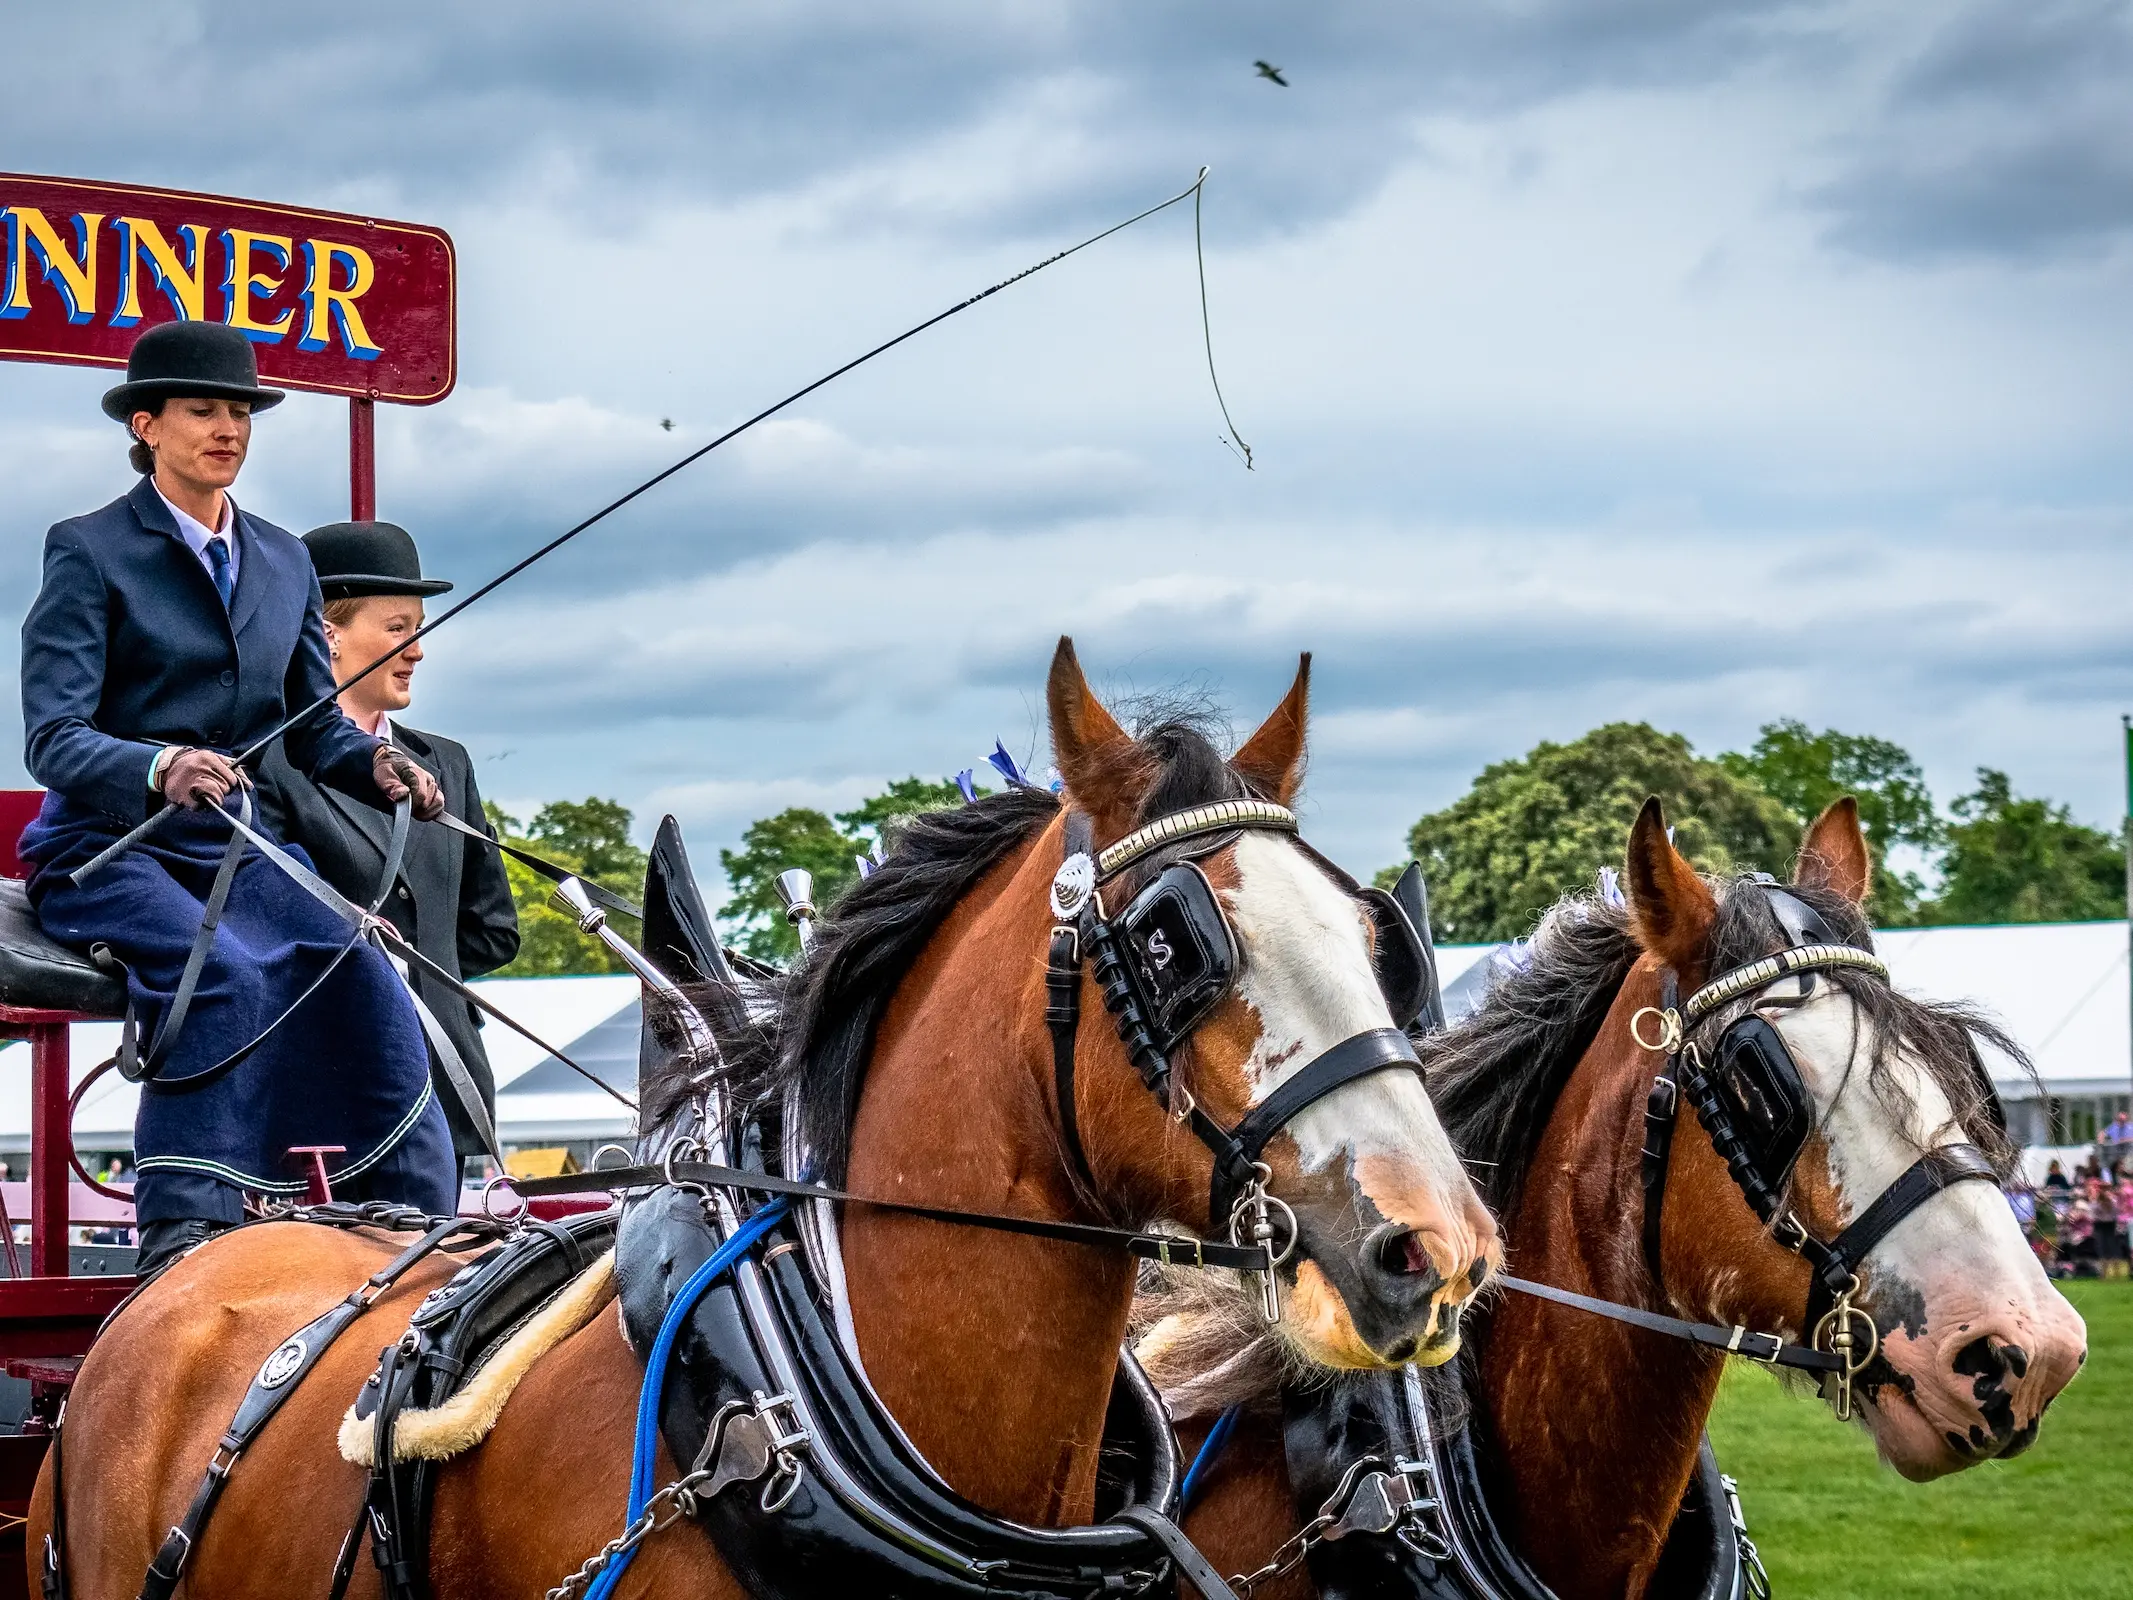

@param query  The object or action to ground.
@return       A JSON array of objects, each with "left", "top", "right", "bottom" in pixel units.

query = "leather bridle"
[
  {"left": 1635, "top": 885, "right": 2003, "bottom": 1418},
  {"left": 1044, "top": 799, "right": 1429, "bottom": 1322}
]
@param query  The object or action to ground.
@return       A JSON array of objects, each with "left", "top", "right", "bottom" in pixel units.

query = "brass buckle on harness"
[{"left": 1725, "top": 1325, "right": 1784, "bottom": 1365}]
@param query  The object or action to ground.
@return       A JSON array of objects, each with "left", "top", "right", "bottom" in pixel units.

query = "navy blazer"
[{"left": 20, "top": 476, "right": 383, "bottom": 824}]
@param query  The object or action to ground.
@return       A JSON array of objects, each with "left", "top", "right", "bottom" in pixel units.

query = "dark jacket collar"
[{"left": 124, "top": 475, "right": 267, "bottom": 633}]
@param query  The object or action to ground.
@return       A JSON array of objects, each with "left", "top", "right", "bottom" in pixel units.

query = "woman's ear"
[
  {"left": 1047, "top": 637, "right": 1148, "bottom": 835},
  {"left": 1795, "top": 797, "right": 1872, "bottom": 906},
  {"left": 1232, "top": 654, "right": 1310, "bottom": 805},
  {"left": 1625, "top": 797, "right": 1718, "bottom": 975}
]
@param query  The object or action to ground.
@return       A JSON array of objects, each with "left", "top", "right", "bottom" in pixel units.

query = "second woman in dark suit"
[{"left": 254, "top": 521, "right": 519, "bottom": 1170}]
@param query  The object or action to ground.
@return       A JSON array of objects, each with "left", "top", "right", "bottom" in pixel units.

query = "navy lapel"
[
  {"left": 226, "top": 498, "right": 267, "bottom": 635},
  {"left": 126, "top": 477, "right": 237, "bottom": 629},
  {"left": 323, "top": 777, "right": 394, "bottom": 872}
]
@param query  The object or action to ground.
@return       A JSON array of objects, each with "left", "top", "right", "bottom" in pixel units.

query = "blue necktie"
[{"left": 204, "top": 536, "right": 233, "bottom": 609}]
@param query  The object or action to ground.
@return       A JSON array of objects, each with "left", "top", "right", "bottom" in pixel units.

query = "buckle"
[
  {"left": 1725, "top": 1325, "right": 1783, "bottom": 1365},
  {"left": 1048, "top": 924, "right": 1081, "bottom": 966}
]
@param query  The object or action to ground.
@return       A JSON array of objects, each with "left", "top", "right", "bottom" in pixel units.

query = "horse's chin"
[{"left": 1284, "top": 1262, "right": 1460, "bottom": 1370}]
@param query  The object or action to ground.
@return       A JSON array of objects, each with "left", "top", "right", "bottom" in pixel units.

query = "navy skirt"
[{"left": 21, "top": 792, "right": 450, "bottom": 1214}]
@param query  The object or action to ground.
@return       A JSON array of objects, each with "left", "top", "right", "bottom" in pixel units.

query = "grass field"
[{"left": 1706, "top": 1279, "right": 2129, "bottom": 1598}]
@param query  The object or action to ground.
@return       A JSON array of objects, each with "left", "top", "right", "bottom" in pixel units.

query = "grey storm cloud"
[
  {"left": 4, "top": 1, "right": 1816, "bottom": 241},
  {"left": 1809, "top": 0, "right": 2133, "bottom": 262}
]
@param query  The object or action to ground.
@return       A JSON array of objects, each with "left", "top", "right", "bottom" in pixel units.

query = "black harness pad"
[
  {"left": 1281, "top": 1364, "right": 1745, "bottom": 1600},
  {"left": 614, "top": 1184, "right": 1188, "bottom": 1600},
  {"left": 352, "top": 1210, "right": 619, "bottom": 1600}
]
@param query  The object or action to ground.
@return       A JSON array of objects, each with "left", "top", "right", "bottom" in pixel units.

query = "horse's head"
[
  {"left": 1627, "top": 797, "right": 2086, "bottom": 1480},
  {"left": 1048, "top": 639, "right": 1497, "bottom": 1369}
]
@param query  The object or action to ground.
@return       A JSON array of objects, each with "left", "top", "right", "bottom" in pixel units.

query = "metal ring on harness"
[
  {"left": 1629, "top": 1005, "right": 1682, "bottom": 1054},
  {"left": 480, "top": 1176, "right": 527, "bottom": 1223},
  {"left": 591, "top": 1143, "right": 635, "bottom": 1171}
]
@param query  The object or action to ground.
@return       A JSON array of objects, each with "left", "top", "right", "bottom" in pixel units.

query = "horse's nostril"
[
  {"left": 1373, "top": 1227, "right": 1432, "bottom": 1278},
  {"left": 1999, "top": 1343, "right": 2029, "bottom": 1381},
  {"left": 1468, "top": 1256, "right": 1491, "bottom": 1292}
]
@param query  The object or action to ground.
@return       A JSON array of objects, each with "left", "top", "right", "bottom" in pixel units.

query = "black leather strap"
[
  {"left": 1113, "top": 1505, "right": 1243, "bottom": 1600},
  {"left": 124, "top": 793, "right": 414, "bottom": 1096},
  {"left": 1497, "top": 1273, "right": 1843, "bottom": 1374},
  {"left": 1802, "top": 1143, "right": 1998, "bottom": 1329},
  {"left": 1640, "top": 971, "right": 1682, "bottom": 1281},
  {"left": 117, "top": 788, "right": 253, "bottom": 1084},
  {"left": 516, "top": 1162, "right": 1273, "bottom": 1273},
  {"left": 1214, "top": 1027, "right": 1420, "bottom": 1223},
  {"left": 1048, "top": 813, "right": 1098, "bottom": 1193},
  {"left": 135, "top": 1213, "right": 491, "bottom": 1600},
  {"left": 39, "top": 1423, "right": 66, "bottom": 1600}
]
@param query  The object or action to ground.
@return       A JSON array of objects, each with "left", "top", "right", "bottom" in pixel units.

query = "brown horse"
[
  {"left": 1153, "top": 798, "right": 2088, "bottom": 1600},
  {"left": 31, "top": 639, "right": 1498, "bottom": 1598}
]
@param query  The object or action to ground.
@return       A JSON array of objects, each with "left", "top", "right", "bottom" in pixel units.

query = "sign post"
[{"left": 0, "top": 173, "right": 455, "bottom": 517}]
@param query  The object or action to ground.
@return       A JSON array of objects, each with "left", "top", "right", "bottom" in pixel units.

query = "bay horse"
[
  {"left": 30, "top": 639, "right": 1498, "bottom": 1598},
  {"left": 1149, "top": 798, "right": 2087, "bottom": 1599}
]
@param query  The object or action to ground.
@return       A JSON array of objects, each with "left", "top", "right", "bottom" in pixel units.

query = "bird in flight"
[
  {"left": 1254, "top": 60, "right": 1287, "bottom": 86},
  {"left": 660, "top": 417, "right": 675, "bottom": 431}
]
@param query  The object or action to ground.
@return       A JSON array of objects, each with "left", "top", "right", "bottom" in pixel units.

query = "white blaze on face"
[
  {"left": 1765, "top": 980, "right": 2037, "bottom": 1303},
  {"left": 1224, "top": 832, "right": 1463, "bottom": 1191},
  {"left": 1765, "top": 978, "right": 2083, "bottom": 1464}
]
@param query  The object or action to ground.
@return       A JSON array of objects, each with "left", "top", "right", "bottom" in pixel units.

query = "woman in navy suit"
[{"left": 17, "top": 321, "right": 457, "bottom": 1275}]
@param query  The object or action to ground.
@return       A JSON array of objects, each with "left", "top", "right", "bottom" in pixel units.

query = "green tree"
[
  {"left": 1721, "top": 720, "right": 1940, "bottom": 923},
  {"left": 719, "top": 776, "right": 977, "bottom": 960},
  {"left": 1396, "top": 722, "right": 1798, "bottom": 943},
  {"left": 1921, "top": 769, "right": 2126, "bottom": 925},
  {"left": 487, "top": 798, "right": 647, "bottom": 976}
]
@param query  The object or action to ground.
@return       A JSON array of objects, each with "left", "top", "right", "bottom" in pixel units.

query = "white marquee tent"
[{"left": 6, "top": 924, "right": 2129, "bottom": 1162}]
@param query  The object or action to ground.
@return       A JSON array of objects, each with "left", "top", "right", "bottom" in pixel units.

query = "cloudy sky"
[{"left": 5, "top": 1, "right": 2132, "bottom": 898}]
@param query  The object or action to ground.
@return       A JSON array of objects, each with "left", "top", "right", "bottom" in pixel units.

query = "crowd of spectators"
[{"left": 2011, "top": 1111, "right": 2133, "bottom": 1278}]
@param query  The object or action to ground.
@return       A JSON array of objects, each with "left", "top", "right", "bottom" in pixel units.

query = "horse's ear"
[
  {"left": 1626, "top": 797, "right": 1717, "bottom": 972},
  {"left": 1796, "top": 797, "right": 1871, "bottom": 905},
  {"left": 1048, "top": 637, "right": 1147, "bottom": 829},
  {"left": 1232, "top": 654, "right": 1310, "bottom": 805}
]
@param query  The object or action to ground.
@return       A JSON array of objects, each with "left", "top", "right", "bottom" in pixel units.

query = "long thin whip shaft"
[{"left": 72, "top": 170, "right": 1212, "bottom": 885}]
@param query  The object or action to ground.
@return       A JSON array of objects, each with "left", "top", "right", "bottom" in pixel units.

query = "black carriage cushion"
[{"left": 0, "top": 878, "right": 126, "bottom": 1017}]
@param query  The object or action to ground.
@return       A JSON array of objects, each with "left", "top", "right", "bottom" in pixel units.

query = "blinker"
[
  {"left": 1115, "top": 863, "right": 1237, "bottom": 1054},
  {"left": 1355, "top": 887, "right": 1429, "bottom": 1031},
  {"left": 1711, "top": 1015, "right": 1814, "bottom": 1191}
]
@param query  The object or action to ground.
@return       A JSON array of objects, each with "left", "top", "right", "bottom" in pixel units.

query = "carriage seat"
[{"left": 0, "top": 878, "right": 127, "bottom": 1018}]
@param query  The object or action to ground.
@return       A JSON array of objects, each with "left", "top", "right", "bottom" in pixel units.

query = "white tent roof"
[
  {"left": 7, "top": 922, "right": 2128, "bottom": 1155},
  {"left": 1436, "top": 919, "right": 2133, "bottom": 1098}
]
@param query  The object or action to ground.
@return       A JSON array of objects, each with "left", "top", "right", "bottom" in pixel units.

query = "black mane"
[
  {"left": 650, "top": 712, "right": 1263, "bottom": 1185},
  {"left": 1426, "top": 875, "right": 2026, "bottom": 1227}
]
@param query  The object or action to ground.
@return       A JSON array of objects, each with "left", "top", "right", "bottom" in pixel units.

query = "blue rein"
[{"left": 585, "top": 1197, "right": 792, "bottom": 1600}]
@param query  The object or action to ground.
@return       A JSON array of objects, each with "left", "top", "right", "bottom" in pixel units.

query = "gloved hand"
[
  {"left": 160, "top": 747, "right": 244, "bottom": 810},
  {"left": 373, "top": 743, "right": 445, "bottom": 821}
]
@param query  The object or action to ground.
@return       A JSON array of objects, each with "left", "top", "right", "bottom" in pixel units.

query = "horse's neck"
[
  {"left": 838, "top": 832, "right": 1135, "bottom": 1527},
  {"left": 1477, "top": 975, "right": 1722, "bottom": 1600}
]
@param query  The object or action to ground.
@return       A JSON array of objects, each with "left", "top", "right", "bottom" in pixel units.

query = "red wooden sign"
[{"left": 0, "top": 173, "right": 455, "bottom": 405}]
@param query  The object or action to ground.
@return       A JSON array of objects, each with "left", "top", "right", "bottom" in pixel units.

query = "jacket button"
[
  {"left": 219, "top": 669, "right": 235, "bottom": 687},
  {"left": 208, "top": 728, "right": 227, "bottom": 743},
  {"left": 398, "top": 886, "right": 412, "bottom": 900}
]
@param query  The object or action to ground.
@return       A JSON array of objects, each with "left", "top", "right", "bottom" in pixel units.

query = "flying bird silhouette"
[
  {"left": 659, "top": 418, "right": 674, "bottom": 431},
  {"left": 1254, "top": 60, "right": 1287, "bottom": 86}
]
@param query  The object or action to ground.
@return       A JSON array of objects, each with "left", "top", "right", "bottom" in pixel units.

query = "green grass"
[{"left": 1706, "top": 1280, "right": 2131, "bottom": 1599}]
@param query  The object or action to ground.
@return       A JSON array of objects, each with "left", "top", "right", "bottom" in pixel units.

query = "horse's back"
[{"left": 34, "top": 1221, "right": 460, "bottom": 1600}]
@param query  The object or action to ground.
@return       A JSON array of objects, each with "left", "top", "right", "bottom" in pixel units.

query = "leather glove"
[
  {"left": 373, "top": 744, "right": 445, "bottom": 821},
  {"left": 160, "top": 747, "right": 244, "bottom": 810}
]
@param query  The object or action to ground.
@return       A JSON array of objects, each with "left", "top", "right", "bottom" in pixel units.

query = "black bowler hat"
[
  {"left": 100, "top": 321, "right": 287, "bottom": 423},
  {"left": 303, "top": 521, "right": 454, "bottom": 599}
]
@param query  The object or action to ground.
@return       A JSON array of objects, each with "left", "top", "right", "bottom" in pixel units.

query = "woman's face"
[
  {"left": 134, "top": 397, "right": 251, "bottom": 489},
  {"left": 327, "top": 597, "right": 426, "bottom": 719}
]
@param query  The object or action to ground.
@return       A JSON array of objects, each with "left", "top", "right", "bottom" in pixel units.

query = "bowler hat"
[
  {"left": 303, "top": 521, "right": 454, "bottom": 599},
  {"left": 101, "top": 321, "right": 286, "bottom": 423}
]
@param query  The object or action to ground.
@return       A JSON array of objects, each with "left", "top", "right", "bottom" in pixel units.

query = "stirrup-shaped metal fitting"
[
  {"left": 1813, "top": 1288, "right": 1879, "bottom": 1421},
  {"left": 1229, "top": 1166, "right": 1299, "bottom": 1324},
  {"left": 480, "top": 1174, "right": 528, "bottom": 1225}
]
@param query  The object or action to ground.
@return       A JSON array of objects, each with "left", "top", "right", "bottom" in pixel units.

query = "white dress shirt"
[{"left": 154, "top": 481, "right": 239, "bottom": 589}]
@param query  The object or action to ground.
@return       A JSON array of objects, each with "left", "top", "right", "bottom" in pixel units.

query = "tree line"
[{"left": 490, "top": 719, "right": 2127, "bottom": 972}]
